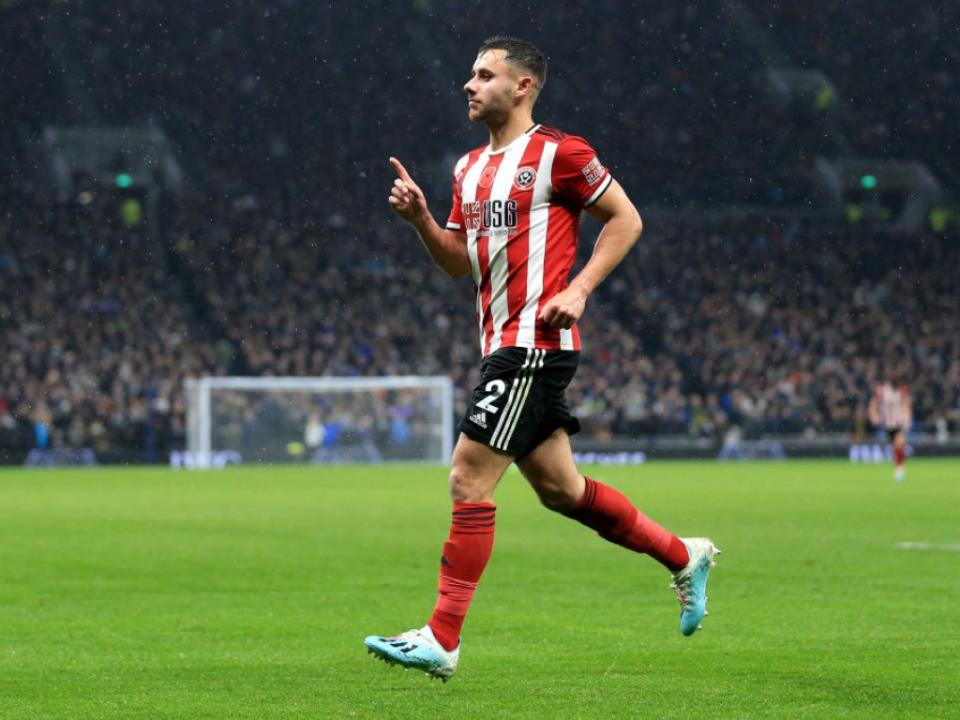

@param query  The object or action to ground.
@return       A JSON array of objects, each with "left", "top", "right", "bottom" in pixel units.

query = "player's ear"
[{"left": 515, "top": 75, "right": 534, "bottom": 100}]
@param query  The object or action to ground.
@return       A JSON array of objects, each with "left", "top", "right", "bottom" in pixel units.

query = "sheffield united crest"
[{"left": 513, "top": 166, "right": 537, "bottom": 191}]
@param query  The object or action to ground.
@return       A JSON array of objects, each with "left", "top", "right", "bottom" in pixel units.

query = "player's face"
[{"left": 463, "top": 50, "right": 520, "bottom": 124}]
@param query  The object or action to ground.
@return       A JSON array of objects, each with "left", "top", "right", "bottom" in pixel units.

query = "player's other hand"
[
  {"left": 538, "top": 286, "right": 587, "bottom": 329},
  {"left": 388, "top": 157, "right": 429, "bottom": 226}
]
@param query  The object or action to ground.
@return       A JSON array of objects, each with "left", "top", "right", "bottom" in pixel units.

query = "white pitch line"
[{"left": 894, "top": 542, "right": 960, "bottom": 552}]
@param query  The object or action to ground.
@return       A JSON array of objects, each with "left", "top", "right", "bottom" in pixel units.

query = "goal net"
[{"left": 184, "top": 376, "right": 454, "bottom": 467}]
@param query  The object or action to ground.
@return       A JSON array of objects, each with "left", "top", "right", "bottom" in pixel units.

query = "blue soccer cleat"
[
  {"left": 670, "top": 537, "right": 720, "bottom": 636},
  {"left": 364, "top": 625, "right": 459, "bottom": 682}
]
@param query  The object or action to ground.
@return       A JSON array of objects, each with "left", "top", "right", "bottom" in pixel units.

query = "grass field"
[{"left": 0, "top": 460, "right": 958, "bottom": 719}]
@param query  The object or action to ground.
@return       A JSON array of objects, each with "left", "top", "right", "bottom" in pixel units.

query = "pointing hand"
[{"left": 388, "top": 157, "right": 429, "bottom": 226}]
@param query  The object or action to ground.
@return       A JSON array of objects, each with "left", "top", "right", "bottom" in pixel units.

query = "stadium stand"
[
  {"left": 1, "top": 0, "right": 957, "bottom": 462},
  {"left": 3, "top": 182, "right": 957, "bottom": 462},
  {"left": 745, "top": 1, "right": 958, "bottom": 186}
]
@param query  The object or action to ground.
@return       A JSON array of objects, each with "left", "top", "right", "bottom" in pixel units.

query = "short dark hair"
[{"left": 478, "top": 35, "right": 547, "bottom": 96}]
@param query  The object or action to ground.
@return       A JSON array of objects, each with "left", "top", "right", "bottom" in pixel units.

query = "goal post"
[{"left": 184, "top": 376, "right": 455, "bottom": 468}]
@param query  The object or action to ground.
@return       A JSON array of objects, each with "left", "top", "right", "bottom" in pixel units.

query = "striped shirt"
[
  {"left": 446, "top": 124, "right": 612, "bottom": 357},
  {"left": 874, "top": 382, "right": 911, "bottom": 430}
]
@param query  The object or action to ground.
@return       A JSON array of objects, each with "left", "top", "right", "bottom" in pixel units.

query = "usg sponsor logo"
[{"left": 461, "top": 199, "right": 518, "bottom": 232}]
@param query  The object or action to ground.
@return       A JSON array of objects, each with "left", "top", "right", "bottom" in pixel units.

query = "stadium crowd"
[
  {"left": 1, "top": 0, "right": 957, "bottom": 462},
  {"left": 0, "top": 190, "right": 224, "bottom": 462},
  {"left": 2, "top": 180, "right": 958, "bottom": 462}
]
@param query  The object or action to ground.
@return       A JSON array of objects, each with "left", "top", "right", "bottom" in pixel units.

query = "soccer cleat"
[
  {"left": 364, "top": 625, "right": 459, "bottom": 681},
  {"left": 894, "top": 467, "right": 905, "bottom": 482},
  {"left": 670, "top": 537, "right": 720, "bottom": 637}
]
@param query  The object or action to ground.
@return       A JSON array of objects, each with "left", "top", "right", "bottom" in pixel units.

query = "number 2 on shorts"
[{"left": 476, "top": 379, "right": 507, "bottom": 413}]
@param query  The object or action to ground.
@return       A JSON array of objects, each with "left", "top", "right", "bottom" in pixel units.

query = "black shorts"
[
  {"left": 458, "top": 347, "right": 581, "bottom": 459},
  {"left": 887, "top": 428, "right": 905, "bottom": 443}
]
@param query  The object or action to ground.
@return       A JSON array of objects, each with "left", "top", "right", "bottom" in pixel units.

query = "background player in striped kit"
[
  {"left": 869, "top": 370, "right": 913, "bottom": 481},
  {"left": 365, "top": 36, "right": 719, "bottom": 680}
]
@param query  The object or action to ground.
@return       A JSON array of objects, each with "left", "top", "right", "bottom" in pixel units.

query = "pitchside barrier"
[
  {"left": 568, "top": 436, "right": 958, "bottom": 462},
  {"left": 175, "top": 374, "right": 958, "bottom": 467}
]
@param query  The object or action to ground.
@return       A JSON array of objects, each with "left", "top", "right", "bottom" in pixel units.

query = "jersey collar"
[{"left": 485, "top": 124, "right": 542, "bottom": 156}]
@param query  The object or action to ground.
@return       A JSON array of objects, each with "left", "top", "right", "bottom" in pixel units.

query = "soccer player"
[
  {"left": 869, "top": 371, "right": 912, "bottom": 481},
  {"left": 364, "top": 36, "right": 719, "bottom": 681}
]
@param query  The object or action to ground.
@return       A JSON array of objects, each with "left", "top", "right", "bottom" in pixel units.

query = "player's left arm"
[
  {"left": 538, "top": 179, "right": 643, "bottom": 329},
  {"left": 868, "top": 394, "right": 880, "bottom": 428}
]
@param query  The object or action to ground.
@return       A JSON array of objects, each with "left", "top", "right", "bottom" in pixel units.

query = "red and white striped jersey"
[
  {"left": 874, "top": 382, "right": 911, "bottom": 429},
  {"left": 445, "top": 124, "right": 613, "bottom": 357}
]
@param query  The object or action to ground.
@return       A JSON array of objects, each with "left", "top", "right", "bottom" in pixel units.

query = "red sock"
[
  {"left": 428, "top": 501, "right": 496, "bottom": 651},
  {"left": 563, "top": 477, "right": 689, "bottom": 571},
  {"left": 894, "top": 446, "right": 906, "bottom": 468}
]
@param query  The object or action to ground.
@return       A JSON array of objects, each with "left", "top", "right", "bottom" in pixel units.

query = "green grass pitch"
[{"left": 1, "top": 460, "right": 958, "bottom": 719}]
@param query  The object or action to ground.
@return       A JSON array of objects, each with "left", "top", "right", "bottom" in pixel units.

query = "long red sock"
[
  {"left": 563, "top": 477, "right": 688, "bottom": 571},
  {"left": 894, "top": 446, "right": 906, "bottom": 468},
  {"left": 428, "top": 501, "right": 496, "bottom": 651}
]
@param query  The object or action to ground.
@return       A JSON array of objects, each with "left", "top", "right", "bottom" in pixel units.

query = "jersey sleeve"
[
  {"left": 551, "top": 135, "right": 613, "bottom": 208},
  {"left": 446, "top": 155, "right": 468, "bottom": 231}
]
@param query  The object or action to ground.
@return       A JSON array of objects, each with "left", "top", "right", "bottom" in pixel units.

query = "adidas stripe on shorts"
[{"left": 458, "top": 347, "right": 581, "bottom": 458}]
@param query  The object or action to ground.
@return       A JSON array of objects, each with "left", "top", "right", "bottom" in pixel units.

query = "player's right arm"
[
  {"left": 901, "top": 387, "right": 913, "bottom": 429},
  {"left": 388, "top": 157, "right": 471, "bottom": 279}
]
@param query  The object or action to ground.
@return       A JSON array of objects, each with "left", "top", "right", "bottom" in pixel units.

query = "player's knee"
[
  {"left": 448, "top": 463, "right": 490, "bottom": 503},
  {"left": 532, "top": 479, "right": 579, "bottom": 513},
  {"left": 537, "top": 488, "right": 577, "bottom": 513}
]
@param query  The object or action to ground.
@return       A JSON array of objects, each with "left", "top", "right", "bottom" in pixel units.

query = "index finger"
[{"left": 389, "top": 157, "right": 413, "bottom": 182}]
